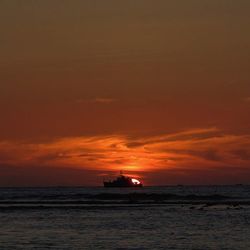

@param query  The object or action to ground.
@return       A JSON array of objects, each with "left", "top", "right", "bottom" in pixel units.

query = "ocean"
[{"left": 0, "top": 186, "right": 250, "bottom": 250}]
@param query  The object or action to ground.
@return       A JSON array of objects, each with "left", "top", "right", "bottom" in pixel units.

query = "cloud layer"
[{"left": 0, "top": 128, "right": 250, "bottom": 179}]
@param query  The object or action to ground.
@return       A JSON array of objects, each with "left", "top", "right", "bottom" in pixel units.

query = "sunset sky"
[{"left": 1, "top": 0, "right": 250, "bottom": 186}]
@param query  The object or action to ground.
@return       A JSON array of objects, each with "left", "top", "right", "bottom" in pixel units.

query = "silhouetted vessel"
[{"left": 103, "top": 173, "right": 143, "bottom": 188}]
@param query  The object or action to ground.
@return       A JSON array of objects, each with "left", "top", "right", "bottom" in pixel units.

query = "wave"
[
  {"left": 0, "top": 192, "right": 234, "bottom": 202},
  {"left": 0, "top": 193, "right": 250, "bottom": 211}
]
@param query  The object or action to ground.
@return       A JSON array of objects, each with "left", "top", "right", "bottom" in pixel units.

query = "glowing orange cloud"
[{"left": 0, "top": 127, "right": 250, "bottom": 178}]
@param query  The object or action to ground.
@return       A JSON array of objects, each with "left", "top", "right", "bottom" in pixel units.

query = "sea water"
[{"left": 0, "top": 186, "right": 250, "bottom": 250}]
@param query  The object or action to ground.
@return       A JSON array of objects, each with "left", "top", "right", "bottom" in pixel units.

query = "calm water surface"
[{"left": 0, "top": 186, "right": 250, "bottom": 249}]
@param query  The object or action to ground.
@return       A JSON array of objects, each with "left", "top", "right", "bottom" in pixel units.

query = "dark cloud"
[{"left": 231, "top": 150, "right": 250, "bottom": 160}]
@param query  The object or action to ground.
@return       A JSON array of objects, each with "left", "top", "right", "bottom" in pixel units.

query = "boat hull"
[{"left": 103, "top": 182, "right": 143, "bottom": 188}]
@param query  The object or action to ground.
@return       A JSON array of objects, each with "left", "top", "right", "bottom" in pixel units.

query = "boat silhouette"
[{"left": 103, "top": 172, "right": 143, "bottom": 187}]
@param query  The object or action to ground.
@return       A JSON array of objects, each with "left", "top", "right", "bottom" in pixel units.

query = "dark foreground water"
[{"left": 0, "top": 186, "right": 250, "bottom": 250}]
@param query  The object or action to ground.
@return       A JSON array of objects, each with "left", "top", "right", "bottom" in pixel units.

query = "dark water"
[{"left": 1, "top": 186, "right": 250, "bottom": 249}]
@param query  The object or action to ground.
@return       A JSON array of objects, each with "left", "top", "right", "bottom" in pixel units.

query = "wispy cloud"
[
  {"left": 92, "top": 98, "right": 116, "bottom": 104},
  {"left": 76, "top": 97, "right": 116, "bottom": 104},
  {"left": 0, "top": 128, "right": 250, "bottom": 176}
]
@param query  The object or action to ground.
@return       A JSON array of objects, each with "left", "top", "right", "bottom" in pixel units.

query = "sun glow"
[
  {"left": 131, "top": 178, "right": 140, "bottom": 185},
  {"left": 124, "top": 165, "right": 141, "bottom": 171}
]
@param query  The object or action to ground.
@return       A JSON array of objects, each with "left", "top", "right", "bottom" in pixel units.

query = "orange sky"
[{"left": 0, "top": 1, "right": 250, "bottom": 186}]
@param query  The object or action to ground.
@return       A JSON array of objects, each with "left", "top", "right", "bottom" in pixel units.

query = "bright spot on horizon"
[{"left": 131, "top": 178, "right": 140, "bottom": 185}]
